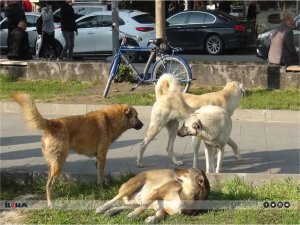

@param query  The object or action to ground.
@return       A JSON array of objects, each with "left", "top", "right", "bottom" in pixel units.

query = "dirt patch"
[
  {"left": 0, "top": 210, "right": 28, "bottom": 224},
  {"left": 55, "top": 81, "right": 155, "bottom": 105}
]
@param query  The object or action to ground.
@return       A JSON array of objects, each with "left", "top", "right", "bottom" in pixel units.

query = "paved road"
[
  {"left": 1, "top": 51, "right": 264, "bottom": 63},
  {"left": 1, "top": 105, "right": 299, "bottom": 176}
]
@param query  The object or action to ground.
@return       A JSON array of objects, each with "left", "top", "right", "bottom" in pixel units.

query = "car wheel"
[
  {"left": 43, "top": 41, "right": 62, "bottom": 60},
  {"left": 205, "top": 35, "right": 224, "bottom": 55}
]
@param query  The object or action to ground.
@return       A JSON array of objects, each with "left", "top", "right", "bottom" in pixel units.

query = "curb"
[
  {"left": 1, "top": 170, "right": 299, "bottom": 187},
  {"left": 1, "top": 101, "right": 299, "bottom": 123}
]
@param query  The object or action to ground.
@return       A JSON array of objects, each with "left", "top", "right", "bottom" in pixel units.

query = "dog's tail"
[
  {"left": 11, "top": 92, "right": 50, "bottom": 130},
  {"left": 155, "top": 73, "right": 181, "bottom": 99}
]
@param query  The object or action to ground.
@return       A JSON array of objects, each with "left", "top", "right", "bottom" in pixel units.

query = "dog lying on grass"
[
  {"left": 11, "top": 92, "right": 143, "bottom": 207},
  {"left": 96, "top": 168, "right": 210, "bottom": 223}
]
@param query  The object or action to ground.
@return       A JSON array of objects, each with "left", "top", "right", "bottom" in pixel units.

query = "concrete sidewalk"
[{"left": 1, "top": 102, "right": 299, "bottom": 181}]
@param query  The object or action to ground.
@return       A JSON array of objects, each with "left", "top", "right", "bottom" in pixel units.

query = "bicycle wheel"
[
  {"left": 152, "top": 56, "right": 192, "bottom": 93},
  {"left": 103, "top": 57, "right": 120, "bottom": 98}
]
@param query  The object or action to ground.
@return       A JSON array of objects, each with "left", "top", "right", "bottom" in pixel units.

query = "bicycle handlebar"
[{"left": 112, "top": 23, "right": 142, "bottom": 42}]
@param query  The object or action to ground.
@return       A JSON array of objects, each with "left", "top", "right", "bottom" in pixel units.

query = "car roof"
[
  {"left": 82, "top": 9, "right": 149, "bottom": 18},
  {"left": 167, "top": 9, "right": 236, "bottom": 20}
]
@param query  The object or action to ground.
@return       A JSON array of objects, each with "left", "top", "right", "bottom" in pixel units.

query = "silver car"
[
  {"left": 0, "top": 12, "right": 40, "bottom": 52},
  {"left": 54, "top": 10, "right": 156, "bottom": 60}
]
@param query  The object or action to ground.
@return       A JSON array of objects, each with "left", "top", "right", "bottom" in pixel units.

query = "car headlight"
[{"left": 258, "top": 31, "right": 272, "bottom": 39}]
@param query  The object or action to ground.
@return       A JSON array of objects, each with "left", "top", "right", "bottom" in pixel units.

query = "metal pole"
[{"left": 111, "top": 0, "right": 119, "bottom": 56}]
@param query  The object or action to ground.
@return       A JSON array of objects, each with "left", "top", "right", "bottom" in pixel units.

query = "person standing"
[
  {"left": 7, "top": 20, "right": 32, "bottom": 60},
  {"left": 268, "top": 12, "right": 299, "bottom": 66},
  {"left": 39, "top": 1, "right": 59, "bottom": 59},
  {"left": 5, "top": 1, "right": 26, "bottom": 56},
  {"left": 59, "top": 0, "right": 78, "bottom": 60}
]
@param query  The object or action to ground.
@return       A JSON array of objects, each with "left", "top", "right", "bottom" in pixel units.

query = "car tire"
[
  {"left": 205, "top": 34, "right": 224, "bottom": 55},
  {"left": 42, "top": 41, "right": 62, "bottom": 60}
]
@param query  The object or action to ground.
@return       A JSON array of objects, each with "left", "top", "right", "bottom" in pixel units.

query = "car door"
[
  {"left": 25, "top": 14, "right": 39, "bottom": 49},
  {"left": 74, "top": 15, "right": 100, "bottom": 53},
  {"left": 182, "top": 11, "right": 208, "bottom": 49},
  {"left": 166, "top": 12, "right": 189, "bottom": 48},
  {"left": 96, "top": 15, "right": 113, "bottom": 53},
  {"left": 96, "top": 15, "right": 126, "bottom": 53},
  {"left": 0, "top": 19, "right": 8, "bottom": 49}
]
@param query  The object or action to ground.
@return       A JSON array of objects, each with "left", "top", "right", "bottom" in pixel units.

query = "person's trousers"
[
  {"left": 267, "top": 64, "right": 281, "bottom": 89},
  {"left": 60, "top": 31, "right": 75, "bottom": 59}
]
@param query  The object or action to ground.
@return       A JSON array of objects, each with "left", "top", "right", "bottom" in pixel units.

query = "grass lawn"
[
  {"left": 1, "top": 176, "right": 299, "bottom": 224},
  {"left": 0, "top": 75, "right": 94, "bottom": 101},
  {"left": 1, "top": 75, "right": 299, "bottom": 110}
]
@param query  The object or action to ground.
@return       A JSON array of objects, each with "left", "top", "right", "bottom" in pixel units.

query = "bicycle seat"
[{"left": 147, "top": 38, "right": 165, "bottom": 47}]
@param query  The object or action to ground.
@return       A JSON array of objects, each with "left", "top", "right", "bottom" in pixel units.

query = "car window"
[
  {"left": 204, "top": 13, "right": 215, "bottom": 23},
  {"left": 167, "top": 12, "right": 188, "bottom": 25},
  {"left": 0, "top": 19, "right": 8, "bottom": 29},
  {"left": 74, "top": 6, "right": 103, "bottom": 16},
  {"left": 189, "top": 12, "right": 205, "bottom": 24},
  {"left": 53, "top": 6, "right": 104, "bottom": 23},
  {"left": 77, "top": 15, "right": 100, "bottom": 28},
  {"left": 26, "top": 15, "right": 36, "bottom": 27},
  {"left": 100, "top": 15, "right": 125, "bottom": 27},
  {"left": 132, "top": 14, "right": 155, "bottom": 24}
]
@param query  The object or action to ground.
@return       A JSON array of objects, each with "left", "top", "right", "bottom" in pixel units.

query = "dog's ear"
[
  {"left": 124, "top": 107, "right": 132, "bottom": 118},
  {"left": 192, "top": 120, "right": 202, "bottom": 130}
]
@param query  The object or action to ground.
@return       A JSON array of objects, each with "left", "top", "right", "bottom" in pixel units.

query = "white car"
[
  {"left": 54, "top": 10, "right": 156, "bottom": 61},
  {"left": 0, "top": 12, "right": 40, "bottom": 52}
]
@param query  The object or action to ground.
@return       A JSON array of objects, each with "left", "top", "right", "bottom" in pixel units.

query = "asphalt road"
[{"left": 0, "top": 51, "right": 265, "bottom": 63}]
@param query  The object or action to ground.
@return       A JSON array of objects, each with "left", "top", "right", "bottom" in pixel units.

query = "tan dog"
[
  {"left": 137, "top": 74, "right": 244, "bottom": 168},
  {"left": 96, "top": 168, "right": 210, "bottom": 223},
  {"left": 11, "top": 92, "right": 143, "bottom": 207},
  {"left": 177, "top": 106, "right": 232, "bottom": 173}
]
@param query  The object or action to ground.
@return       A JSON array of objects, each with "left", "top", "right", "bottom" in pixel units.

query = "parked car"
[
  {"left": 0, "top": 12, "right": 40, "bottom": 52},
  {"left": 53, "top": 3, "right": 109, "bottom": 23},
  {"left": 54, "top": 10, "right": 155, "bottom": 61},
  {"left": 256, "top": 14, "right": 300, "bottom": 59},
  {"left": 229, "top": 5, "right": 245, "bottom": 18},
  {"left": 166, "top": 9, "right": 256, "bottom": 55}
]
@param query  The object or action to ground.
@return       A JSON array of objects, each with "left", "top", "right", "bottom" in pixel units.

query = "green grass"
[
  {"left": 0, "top": 75, "right": 94, "bottom": 101},
  {"left": 1, "top": 74, "right": 299, "bottom": 110},
  {"left": 106, "top": 87, "right": 300, "bottom": 110},
  {"left": 1, "top": 177, "right": 299, "bottom": 224}
]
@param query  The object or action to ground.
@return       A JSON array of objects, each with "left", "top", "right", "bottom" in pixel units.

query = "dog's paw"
[
  {"left": 136, "top": 162, "right": 143, "bottom": 168},
  {"left": 175, "top": 160, "right": 183, "bottom": 166},
  {"left": 127, "top": 211, "right": 138, "bottom": 219},
  {"left": 236, "top": 156, "right": 244, "bottom": 163},
  {"left": 95, "top": 206, "right": 106, "bottom": 214},
  {"left": 145, "top": 216, "right": 158, "bottom": 224}
]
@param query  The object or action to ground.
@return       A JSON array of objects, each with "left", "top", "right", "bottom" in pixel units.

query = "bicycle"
[{"left": 103, "top": 25, "right": 192, "bottom": 98}]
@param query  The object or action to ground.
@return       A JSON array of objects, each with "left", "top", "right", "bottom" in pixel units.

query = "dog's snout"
[
  {"left": 177, "top": 127, "right": 187, "bottom": 137},
  {"left": 134, "top": 120, "right": 143, "bottom": 130}
]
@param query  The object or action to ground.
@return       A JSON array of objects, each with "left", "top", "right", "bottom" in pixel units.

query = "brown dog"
[
  {"left": 96, "top": 168, "right": 210, "bottom": 223},
  {"left": 11, "top": 92, "right": 143, "bottom": 207}
]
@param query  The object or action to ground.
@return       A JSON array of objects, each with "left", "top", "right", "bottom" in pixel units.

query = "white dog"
[
  {"left": 137, "top": 74, "right": 244, "bottom": 168},
  {"left": 177, "top": 106, "right": 232, "bottom": 173}
]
